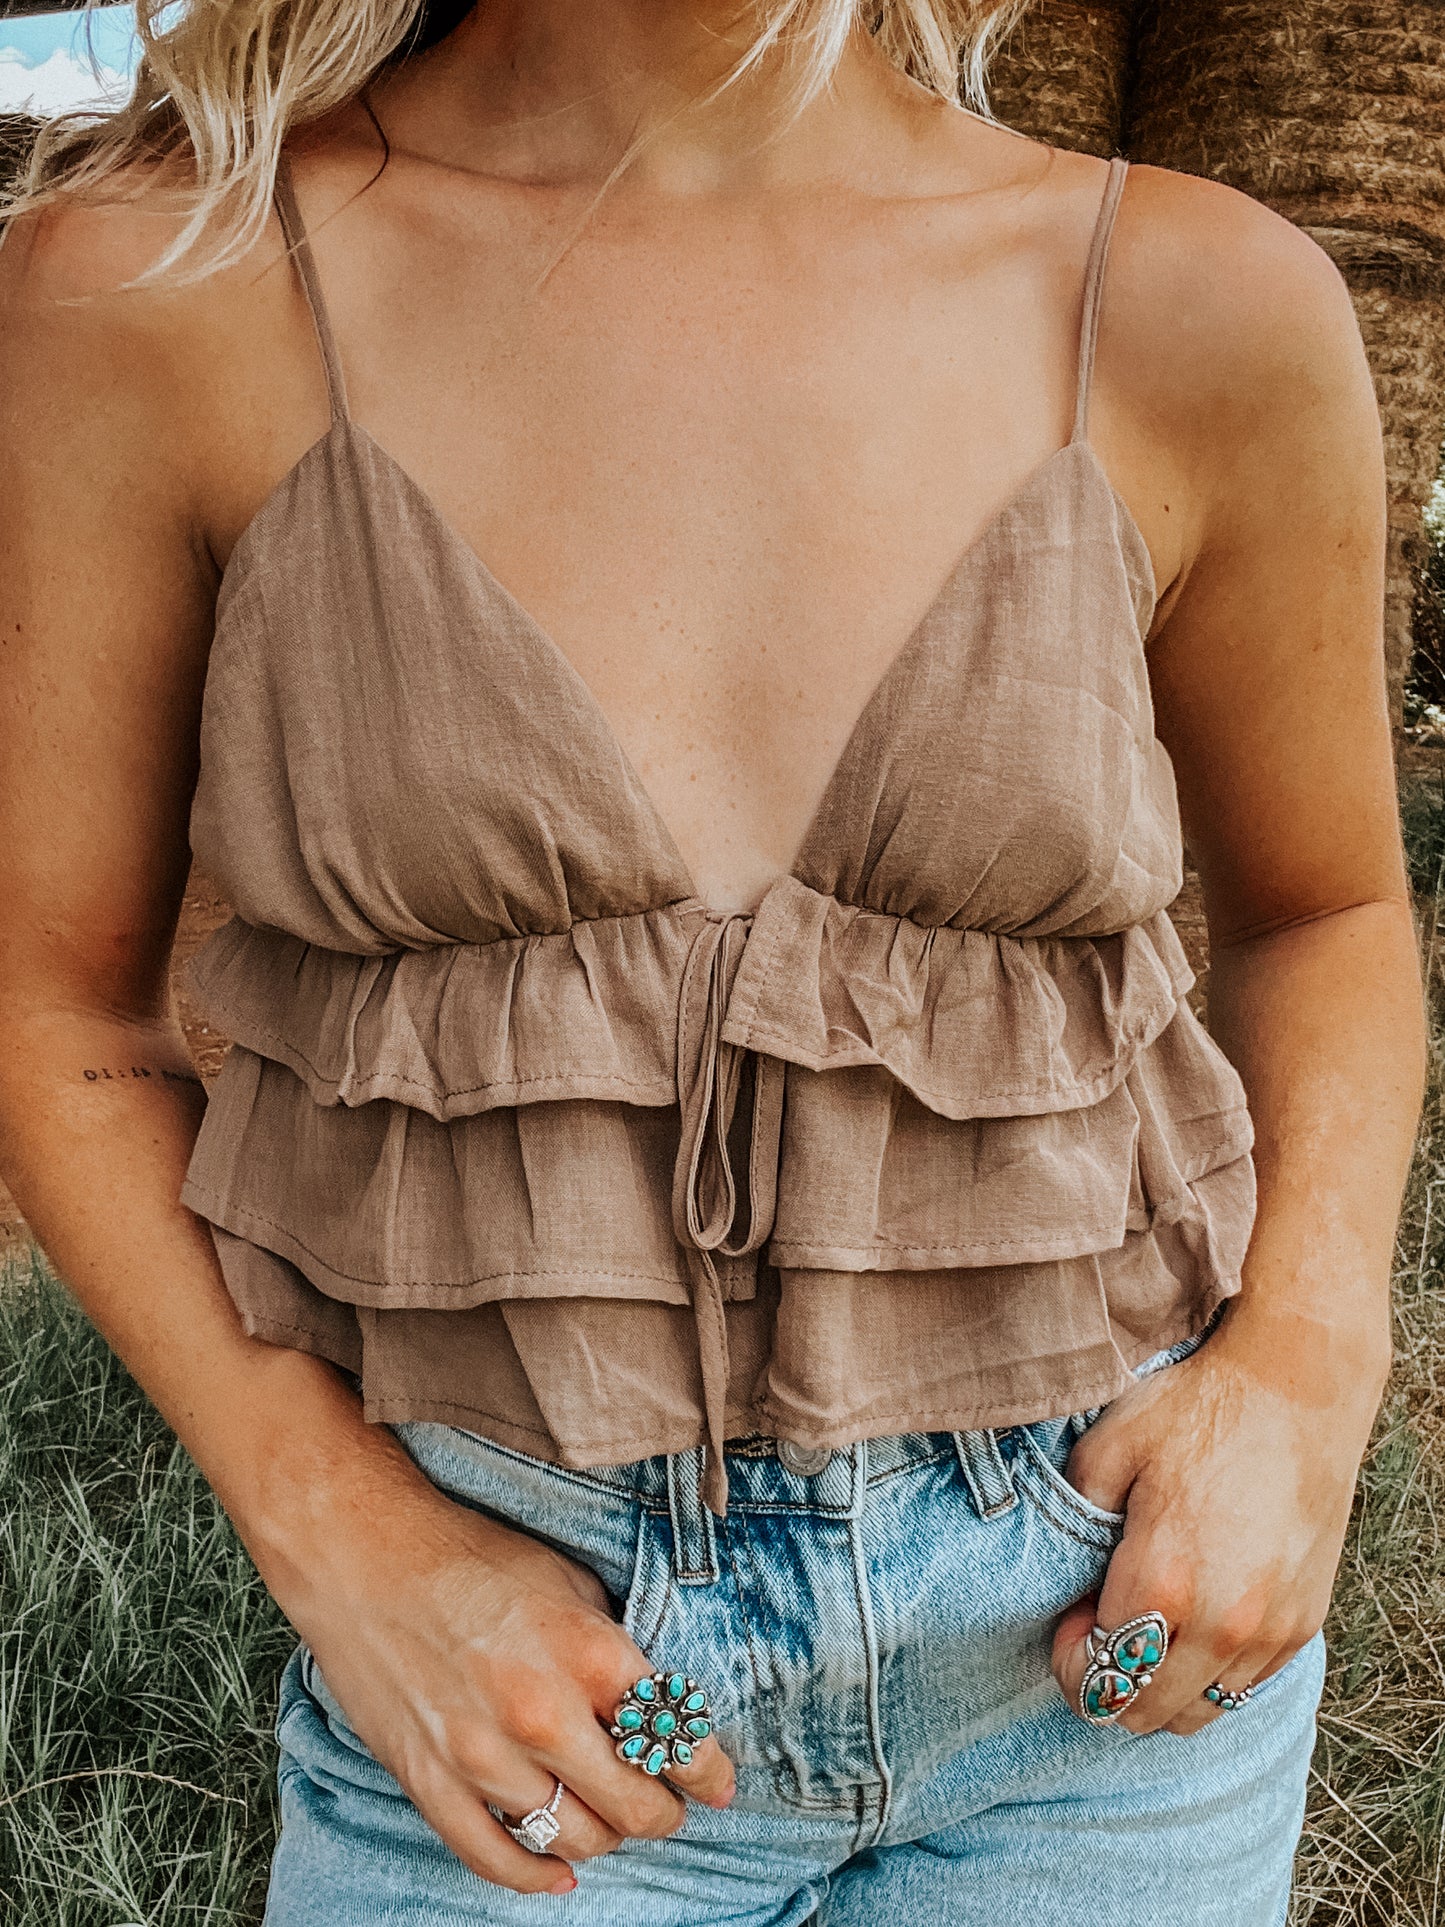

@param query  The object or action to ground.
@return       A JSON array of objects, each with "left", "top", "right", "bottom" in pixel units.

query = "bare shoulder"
[
  {"left": 0, "top": 164, "right": 305, "bottom": 776},
  {"left": 1102, "top": 173, "right": 1400, "bottom": 937},
  {"left": 0, "top": 166, "right": 301, "bottom": 566},
  {"left": 1, "top": 170, "right": 200, "bottom": 409},
  {"left": 1099, "top": 162, "right": 1380, "bottom": 495}
]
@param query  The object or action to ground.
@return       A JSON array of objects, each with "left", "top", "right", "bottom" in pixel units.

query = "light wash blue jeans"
[{"left": 265, "top": 1331, "right": 1324, "bottom": 1924}]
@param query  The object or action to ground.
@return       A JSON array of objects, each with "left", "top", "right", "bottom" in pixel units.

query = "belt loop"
[
  {"left": 953, "top": 1428, "right": 1018, "bottom": 1519},
  {"left": 667, "top": 1445, "right": 720, "bottom": 1585},
  {"left": 849, "top": 1438, "right": 868, "bottom": 1519}
]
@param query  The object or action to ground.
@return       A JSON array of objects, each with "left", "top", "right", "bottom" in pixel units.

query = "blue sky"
[{"left": 0, "top": 6, "right": 141, "bottom": 115}]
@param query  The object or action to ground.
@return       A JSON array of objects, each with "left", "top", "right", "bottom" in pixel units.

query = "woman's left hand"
[{"left": 1052, "top": 1302, "right": 1389, "bottom": 1735}]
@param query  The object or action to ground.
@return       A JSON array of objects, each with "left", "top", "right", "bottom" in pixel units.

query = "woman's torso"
[{"left": 177, "top": 118, "right": 1255, "bottom": 1514}]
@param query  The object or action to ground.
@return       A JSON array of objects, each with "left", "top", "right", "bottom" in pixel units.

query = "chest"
[{"left": 217, "top": 198, "right": 1114, "bottom": 912}]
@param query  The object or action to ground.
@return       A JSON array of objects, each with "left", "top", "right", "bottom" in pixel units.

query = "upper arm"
[
  {"left": 1110, "top": 170, "right": 1402, "bottom": 944},
  {"left": 0, "top": 196, "right": 219, "bottom": 1020}
]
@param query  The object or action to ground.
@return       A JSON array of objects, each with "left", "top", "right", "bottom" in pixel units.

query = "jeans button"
[{"left": 777, "top": 1440, "right": 833, "bottom": 1477}]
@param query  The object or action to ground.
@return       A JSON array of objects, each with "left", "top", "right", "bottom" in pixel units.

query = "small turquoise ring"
[
  {"left": 1078, "top": 1612, "right": 1170, "bottom": 1725},
  {"left": 1203, "top": 1680, "right": 1255, "bottom": 1712},
  {"left": 610, "top": 1671, "right": 713, "bottom": 1775}
]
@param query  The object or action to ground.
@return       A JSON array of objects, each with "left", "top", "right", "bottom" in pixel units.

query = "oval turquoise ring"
[
  {"left": 1077, "top": 1611, "right": 1170, "bottom": 1726},
  {"left": 609, "top": 1671, "right": 713, "bottom": 1775}
]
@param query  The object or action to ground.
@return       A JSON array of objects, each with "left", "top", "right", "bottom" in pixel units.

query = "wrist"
[
  {"left": 199, "top": 1363, "right": 486, "bottom": 1625},
  {"left": 1213, "top": 1290, "right": 1392, "bottom": 1415}
]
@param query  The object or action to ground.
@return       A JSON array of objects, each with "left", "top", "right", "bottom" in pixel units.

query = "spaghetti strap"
[
  {"left": 1070, "top": 156, "right": 1129, "bottom": 447},
  {"left": 273, "top": 153, "right": 350, "bottom": 426}
]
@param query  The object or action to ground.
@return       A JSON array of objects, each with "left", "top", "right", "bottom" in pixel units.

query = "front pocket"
[
  {"left": 1011, "top": 1425, "right": 1126, "bottom": 1547},
  {"left": 620, "top": 1509, "right": 672, "bottom": 1657},
  {"left": 1131, "top": 1309, "right": 1221, "bottom": 1379}
]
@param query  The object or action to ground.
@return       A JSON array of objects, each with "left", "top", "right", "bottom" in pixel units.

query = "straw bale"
[
  {"left": 987, "top": 0, "right": 1137, "bottom": 156},
  {"left": 1126, "top": 0, "right": 1445, "bottom": 722},
  {"left": 1126, "top": 1, "right": 1445, "bottom": 254}
]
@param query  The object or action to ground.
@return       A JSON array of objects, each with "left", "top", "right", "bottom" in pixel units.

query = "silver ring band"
[{"left": 488, "top": 1777, "right": 565, "bottom": 1854}]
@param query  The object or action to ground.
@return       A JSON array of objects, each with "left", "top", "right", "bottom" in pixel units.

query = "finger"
[
  {"left": 561, "top": 1636, "right": 734, "bottom": 1825},
  {"left": 508, "top": 1669, "right": 689, "bottom": 1844},
  {"left": 487, "top": 1772, "right": 624, "bottom": 1863},
  {"left": 1112, "top": 1607, "right": 1263, "bottom": 1736},
  {"left": 603, "top": 1662, "right": 733, "bottom": 1810},
  {"left": 1246, "top": 1638, "right": 1308, "bottom": 1689},
  {"left": 1086, "top": 1545, "right": 1203, "bottom": 1734},
  {"left": 519, "top": 1698, "right": 688, "bottom": 1846},
  {"left": 1111, "top": 1593, "right": 1292, "bottom": 1735},
  {"left": 660, "top": 1729, "right": 735, "bottom": 1808},
  {"left": 1160, "top": 1636, "right": 1284, "bottom": 1736},
  {"left": 1052, "top": 1592, "right": 1106, "bottom": 1720},
  {"left": 1054, "top": 1589, "right": 1192, "bottom": 1735},
  {"left": 417, "top": 1776, "right": 579, "bottom": 1897},
  {"left": 606, "top": 1660, "right": 733, "bottom": 1807}
]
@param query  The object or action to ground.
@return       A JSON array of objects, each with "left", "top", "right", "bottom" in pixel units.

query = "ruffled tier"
[
  {"left": 184, "top": 906, "right": 699, "bottom": 1117},
  {"left": 204, "top": 1154, "right": 1251, "bottom": 1463},
  {"left": 184, "top": 880, "right": 1196, "bottom": 1125},
  {"left": 182, "top": 993, "right": 1251, "bottom": 1306},
  {"left": 725, "top": 877, "right": 1197, "bottom": 1118},
  {"left": 768, "top": 999, "right": 1253, "bottom": 1269},
  {"left": 181, "top": 894, "right": 1254, "bottom": 1480},
  {"left": 183, "top": 1052, "right": 711, "bottom": 1306}
]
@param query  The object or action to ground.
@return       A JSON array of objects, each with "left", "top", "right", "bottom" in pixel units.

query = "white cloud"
[{"left": 0, "top": 45, "right": 132, "bottom": 117}]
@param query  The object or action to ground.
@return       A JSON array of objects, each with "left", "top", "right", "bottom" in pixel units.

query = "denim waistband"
[
  {"left": 425, "top": 1318, "right": 1221, "bottom": 1589},
  {"left": 634, "top": 1314, "right": 1220, "bottom": 1583},
  {"left": 653, "top": 1430, "right": 1018, "bottom": 1588}
]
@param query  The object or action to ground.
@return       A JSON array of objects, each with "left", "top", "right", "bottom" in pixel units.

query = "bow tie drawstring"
[{"left": 672, "top": 915, "right": 783, "bottom": 1515}]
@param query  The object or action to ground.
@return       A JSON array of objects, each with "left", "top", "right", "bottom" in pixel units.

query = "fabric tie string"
[{"left": 672, "top": 914, "right": 783, "bottom": 1515}]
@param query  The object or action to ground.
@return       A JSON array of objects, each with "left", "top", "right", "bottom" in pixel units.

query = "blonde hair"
[{"left": 2, "top": 0, "right": 1026, "bottom": 283}]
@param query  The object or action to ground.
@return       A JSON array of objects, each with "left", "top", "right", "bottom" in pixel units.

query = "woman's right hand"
[
  {"left": 281, "top": 1484, "right": 735, "bottom": 1896},
  {"left": 0, "top": 192, "right": 736, "bottom": 1902}
]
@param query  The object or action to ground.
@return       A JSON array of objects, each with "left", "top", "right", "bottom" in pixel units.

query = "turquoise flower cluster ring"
[
  {"left": 1078, "top": 1612, "right": 1170, "bottom": 1726},
  {"left": 609, "top": 1671, "right": 713, "bottom": 1775}
]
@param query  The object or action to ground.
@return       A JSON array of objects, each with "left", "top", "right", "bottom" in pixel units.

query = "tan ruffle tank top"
[{"left": 180, "top": 155, "right": 1256, "bottom": 1512}]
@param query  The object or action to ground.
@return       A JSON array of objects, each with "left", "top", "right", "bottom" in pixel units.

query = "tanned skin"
[{"left": 0, "top": 1, "right": 1423, "bottom": 1894}]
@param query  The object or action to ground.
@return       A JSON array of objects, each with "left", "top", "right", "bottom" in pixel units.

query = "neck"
[{"left": 376, "top": 0, "right": 934, "bottom": 192}]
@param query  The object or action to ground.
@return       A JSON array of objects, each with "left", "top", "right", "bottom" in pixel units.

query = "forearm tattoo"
[{"left": 80, "top": 1064, "right": 204, "bottom": 1088}]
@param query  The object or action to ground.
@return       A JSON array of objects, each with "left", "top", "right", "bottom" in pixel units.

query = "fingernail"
[{"left": 548, "top": 1874, "right": 577, "bottom": 1895}]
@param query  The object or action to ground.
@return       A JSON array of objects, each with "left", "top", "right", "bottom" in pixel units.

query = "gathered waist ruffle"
[
  {"left": 185, "top": 880, "right": 1196, "bottom": 1121},
  {"left": 182, "top": 886, "right": 1252, "bottom": 1513}
]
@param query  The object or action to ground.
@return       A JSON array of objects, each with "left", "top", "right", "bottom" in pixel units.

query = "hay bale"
[
  {"left": 1350, "top": 278, "right": 1445, "bottom": 720},
  {"left": 987, "top": 0, "right": 1138, "bottom": 155},
  {"left": 1125, "top": 0, "right": 1445, "bottom": 724},
  {"left": 1127, "top": 2, "right": 1445, "bottom": 246}
]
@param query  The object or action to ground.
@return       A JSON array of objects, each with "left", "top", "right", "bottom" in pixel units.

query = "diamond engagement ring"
[
  {"left": 487, "top": 1777, "right": 565, "bottom": 1854},
  {"left": 1078, "top": 1612, "right": 1170, "bottom": 1725},
  {"left": 610, "top": 1671, "right": 713, "bottom": 1774}
]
